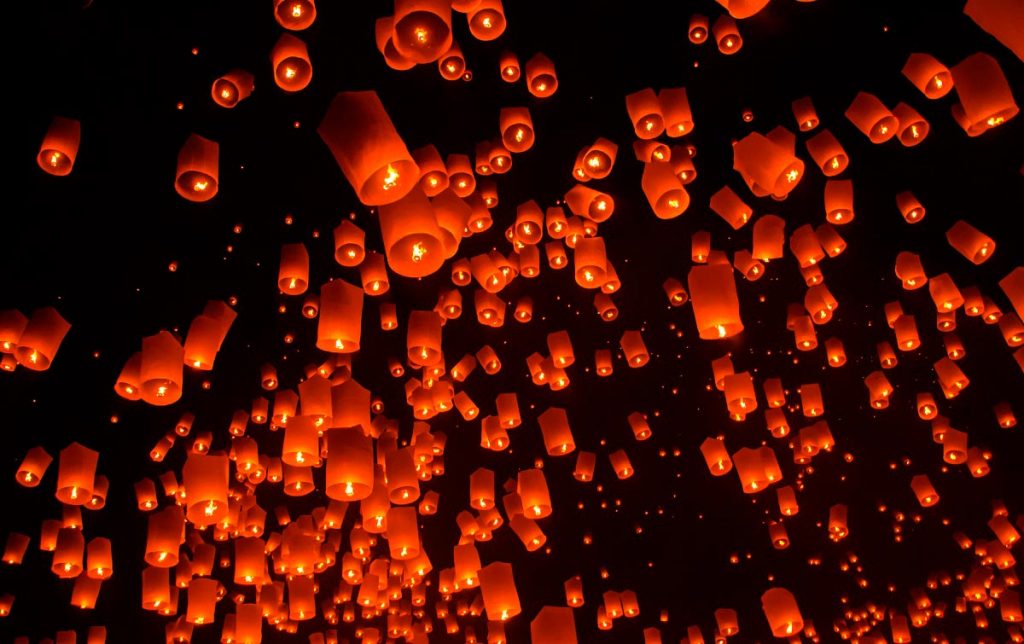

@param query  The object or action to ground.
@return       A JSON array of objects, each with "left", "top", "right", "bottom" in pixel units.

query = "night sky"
[{"left": 5, "top": 0, "right": 1024, "bottom": 642}]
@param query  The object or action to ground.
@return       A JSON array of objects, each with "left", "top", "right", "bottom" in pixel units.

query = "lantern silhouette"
[
  {"left": 392, "top": 0, "right": 453, "bottom": 63},
  {"left": 688, "top": 264, "right": 743, "bottom": 339},
  {"left": 318, "top": 91, "right": 419, "bottom": 206},
  {"left": 950, "top": 53, "right": 1019, "bottom": 136},
  {"left": 37, "top": 116, "right": 81, "bottom": 176}
]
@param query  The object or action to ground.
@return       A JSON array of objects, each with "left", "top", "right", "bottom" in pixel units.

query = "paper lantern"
[
  {"left": 712, "top": 15, "right": 742, "bottom": 54},
  {"left": 791, "top": 97, "right": 819, "bottom": 131},
  {"left": 828, "top": 504, "right": 849, "bottom": 540},
  {"left": 211, "top": 69, "right": 254, "bottom": 108},
  {"left": 37, "top": 116, "right": 81, "bottom": 176},
  {"left": 626, "top": 88, "right": 665, "bottom": 139},
  {"left": 946, "top": 220, "right": 995, "bottom": 264},
  {"left": 761, "top": 588, "right": 803, "bottom": 638},
  {"left": 950, "top": 52, "right": 1019, "bottom": 136},
  {"left": 274, "top": 0, "right": 316, "bottom": 30},
  {"left": 318, "top": 91, "right": 419, "bottom": 206},
  {"left": 845, "top": 92, "right": 897, "bottom": 142},
  {"left": 532, "top": 606, "right": 577, "bottom": 644},
  {"left": 479, "top": 562, "right": 521, "bottom": 621},
  {"left": 271, "top": 33, "right": 312, "bottom": 92},
  {"left": 392, "top": 0, "right": 453, "bottom": 63},
  {"left": 53, "top": 527, "right": 85, "bottom": 578},
  {"left": 144, "top": 505, "right": 183, "bottom": 567},
  {"left": 16, "top": 446, "right": 52, "bottom": 488},
  {"left": 499, "top": 50, "right": 520, "bottom": 81},
  {"left": 139, "top": 330, "right": 183, "bottom": 406},
  {"left": 468, "top": 0, "right": 506, "bottom": 40},
  {"left": 732, "top": 132, "right": 804, "bottom": 199},
  {"left": 326, "top": 428, "right": 373, "bottom": 501},
  {"left": 374, "top": 16, "right": 416, "bottom": 70},
  {"left": 621, "top": 330, "right": 649, "bottom": 367},
  {"left": 659, "top": 87, "right": 694, "bottom": 137},
  {"left": 823, "top": 179, "right": 854, "bottom": 224},
  {"left": 715, "top": 608, "right": 740, "bottom": 636},
  {"left": 805, "top": 129, "right": 848, "bottom": 176},
  {"left": 902, "top": 53, "right": 952, "bottom": 98},
  {"left": 893, "top": 102, "right": 929, "bottom": 146},
  {"left": 642, "top": 162, "right": 689, "bottom": 219},
  {"left": 865, "top": 370, "right": 893, "bottom": 408},
  {"left": 689, "top": 14, "right": 709, "bottom": 43},
  {"left": 438, "top": 41, "right": 465, "bottom": 80},
  {"left": 911, "top": 474, "right": 939, "bottom": 507},
  {"left": 688, "top": 264, "right": 743, "bottom": 339},
  {"left": 525, "top": 53, "right": 558, "bottom": 98},
  {"left": 518, "top": 469, "right": 552, "bottom": 519},
  {"left": 709, "top": 186, "right": 752, "bottom": 230},
  {"left": 716, "top": 0, "right": 770, "bottom": 18}
]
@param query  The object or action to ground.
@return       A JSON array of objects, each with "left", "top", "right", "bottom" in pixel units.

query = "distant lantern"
[
  {"left": 902, "top": 53, "right": 953, "bottom": 98},
  {"left": 211, "top": 69, "right": 254, "bottom": 108},
  {"left": 845, "top": 92, "right": 898, "bottom": 143},
  {"left": 950, "top": 52, "right": 1019, "bottom": 136},
  {"left": 318, "top": 91, "right": 419, "bottom": 206},
  {"left": 688, "top": 264, "right": 744, "bottom": 339},
  {"left": 946, "top": 220, "right": 995, "bottom": 264},
  {"left": 37, "top": 116, "right": 81, "bottom": 176},
  {"left": 896, "top": 191, "right": 925, "bottom": 223},
  {"left": 278, "top": 243, "right": 310, "bottom": 295},
  {"left": 274, "top": 0, "right": 316, "bottom": 30},
  {"left": 14, "top": 307, "right": 70, "bottom": 371},
  {"left": 392, "top": 0, "right": 453, "bottom": 63},
  {"left": 805, "top": 129, "right": 848, "bottom": 176},
  {"left": 317, "top": 279, "right": 363, "bottom": 353},
  {"left": 910, "top": 474, "right": 939, "bottom": 507},
  {"left": 468, "top": 0, "right": 506, "bottom": 40},
  {"left": 525, "top": 53, "right": 558, "bottom": 98},
  {"left": 271, "top": 33, "right": 313, "bottom": 91},
  {"left": 609, "top": 449, "right": 634, "bottom": 479},
  {"left": 174, "top": 134, "right": 219, "bottom": 202},
  {"left": 16, "top": 446, "right": 53, "bottom": 488},
  {"left": 621, "top": 330, "right": 650, "bottom": 367},
  {"left": 326, "top": 428, "right": 374, "bottom": 501}
]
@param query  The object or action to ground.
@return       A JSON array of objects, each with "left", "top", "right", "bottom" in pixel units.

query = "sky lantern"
[
  {"left": 845, "top": 92, "right": 898, "bottom": 142},
  {"left": 14, "top": 307, "right": 70, "bottom": 371},
  {"left": 761, "top": 587, "right": 804, "bottom": 638},
  {"left": 791, "top": 96, "right": 819, "bottom": 131},
  {"left": 689, "top": 14, "right": 709, "bottom": 42},
  {"left": 211, "top": 69, "right": 254, "bottom": 108},
  {"left": 271, "top": 33, "right": 312, "bottom": 92},
  {"left": 499, "top": 50, "right": 520, "bottom": 81},
  {"left": 174, "top": 134, "right": 218, "bottom": 202},
  {"left": 392, "top": 0, "right": 453, "bottom": 63},
  {"left": 438, "top": 41, "right": 465, "bottom": 80},
  {"left": 468, "top": 0, "right": 507, "bottom": 40},
  {"left": 805, "top": 129, "right": 848, "bottom": 176},
  {"left": 626, "top": 88, "right": 665, "bottom": 139},
  {"left": 709, "top": 186, "right": 752, "bottom": 230},
  {"left": 713, "top": 15, "right": 742, "bottom": 53},
  {"left": 37, "top": 116, "right": 80, "bottom": 176},
  {"left": 688, "top": 264, "right": 744, "bottom": 339},
  {"left": 660, "top": 87, "right": 694, "bottom": 136},
  {"left": 893, "top": 102, "right": 929, "bottom": 145},
  {"left": 642, "top": 162, "right": 690, "bottom": 219},
  {"left": 525, "top": 53, "right": 558, "bottom": 97},
  {"left": 274, "top": 0, "right": 316, "bottom": 30},
  {"left": 950, "top": 52, "right": 1019, "bottom": 135},
  {"left": 318, "top": 91, "right": 419, "bottom": 206},
  {"left": 902, "top": 52, "right": 953, "bottom": 98},
  {"left": 732, "top": 132, "right": 804, "bottom": 199},
  {"left": 946, "top": 220, "right": 995, "bottom": 264}
]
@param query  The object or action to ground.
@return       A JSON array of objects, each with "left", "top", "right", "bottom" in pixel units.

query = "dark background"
[{"left": 3, "top": 0, "right": 1024, "bottom": 641}]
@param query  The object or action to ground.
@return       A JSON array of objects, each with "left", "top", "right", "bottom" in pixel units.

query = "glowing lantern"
[
  {"left": 792, "top": 97, "right": 819, "bottom": 131},
  {"left": 52, "top": 527, "right": 85, "bottom": 578},
  {"left": 946, "top": 220, "right": 995, "bottom": 264},
  {"left": 845, "top": 92, "right": 897, "bottom": 142},
  {"left": 16, "top": 446, "right": 52, "bottom": 488},
  {"left": 407, "top": 311, "right": 443, "bottom": 367},
  {"left": 538, "top": 407, "right": 575, "bottom": 456},
  {"left": 581, "top": 138, "right": 618, "bottom": 179},
  {"left": 55, "top": 442, "right": 98, "bottom": 507},
  {"left": 518, "top": 469, "right": 552, "bottom": 519},
  {"left": 276, "top": 243, "right": 310, "bottom": 295},
  {"left": 609, "top": 450, "right": 634, "bottom": 479},
  {"left": 712, "top": 15, "right": 742, "bottom": 54},
  {"left": 716, "top": 0, "right": 770, "bottom": 18},
  {"left": 392, "top": 0, "right": 453, "bottom": 63},
  {"left": 499, "top": 51, "right": 520, "bottom": 81},
  {"left": 865, "top": 370, "right": 893, "bottom": 408},
  {"left": 468, "top": 0, "right": 506, "bottom": 40},
  {"left": 211, "top": 69, "right": 254, "bottom": 108},
  {"left": 446, "top": 153, "right": 476, "bottom": 196},
  {"left": 500, "top": 107, "right": 535, "bottom": 152},
  {"left": 274, "top": 0, "right": 316, "bottom": 30},
  {"left": 751, "top": 214, "right": 785, "bottom": 261},
  {"left": 621, "top": 330, "right": 649, "bottom": 367},
  {"left": 910, "top": 474, "right": 940, "bottom": 507},
  {"left": 271, "top": 33, "right": 312, "bottom": 92},
  {"left": 895, "top": 252, "right": 927, "bottom": 290},
  {"left": 709, "top": 186, "right": 751, "bottom": 230},
  {"left": 182, "top": 453, "right": 228, "bottom": 526},
  {"left": 777, "top": 486, "right": 799, "bottom": 516},
  {"left": 479, "top": 562, "right": 521, "bottom": 621},
  {"left": 688, "top": 264, "right": 743, "bottom": 339},
  {"left": 37, "top": 116, "right": 81, "bottom": 176},
  {"left": 626, "top": 88, "right": 665, "bottom": 139},
  {"left": 438, "top": 41, "right": 465, "bottom": 80},
  {"left": 824, "top": 179, "right": 854, "bottom": 224},
  {"left": 144, "top": 505, "right": 183, "bottom": 567},
  {"left": 732, "top": 132, "right": 804, "bottom": 199},
  {"left": 333, "top": 220, "right": 366, "bottom": 267},
  {"left": 805, "top": 129, "right": 848, "bottom": 176},
  {"left": 318, "top": 91, "right": 419, "bottom": 206},
  {"left": 642, "top": 162, "right": 690, "bottom": 219},
  {"left": 525, "top": 53, "right": 558, "bottom": 98},
  {"left": 950, "top": 53, "right": 1019, "bottom": 136},
  {"left": 761, "top": 588, "right": 803, "bottom": 638},
  {"left": 828, "top": 504, "right": 849, "bottom": 540},
  {"left": 316, "top": 279, "right": 363, "bottom": 354},
  {"left": 689, "top": 14, "right": 709, "bottom": 43},
  {"left": 929, "top": 273, "right": 964, "bottom": 312},
  {"left": 375, "top": 16, "right": 416, "bottom": 70},
  {"left": 893, "top": 102, "right": 929, "bottom": 145},
  {"left": 326, "top": 428, "right": 373, "bottom": 501},
  {"left": 174, "top": 133, "right": 220, "bottom": 202},
  {"left": 715, "top": 608, "right": 740, "bottom": 636},
  {"left": 138, "top": 331, "right": 182, "bottom": 406},
  {"left": 902, "top": 53, "right": 952, "bottom": 98},
  {"left": 386, "top": 507, "right": 420, "bottom": 560}
]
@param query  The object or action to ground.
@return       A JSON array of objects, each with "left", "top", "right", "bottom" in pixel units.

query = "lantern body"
[
  {"left": 688, "top": 264, "right": 744, "bottom": 339},
  {"left": 37, "top": 116, "right": 81, "bottom": 176}
]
